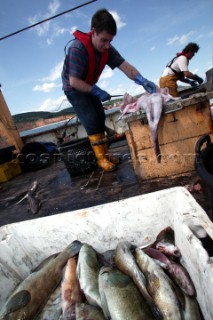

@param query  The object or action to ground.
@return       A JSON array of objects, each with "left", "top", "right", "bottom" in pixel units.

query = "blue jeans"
[{"left": 65, "top": 91, "right": 106, "bottom": 135}]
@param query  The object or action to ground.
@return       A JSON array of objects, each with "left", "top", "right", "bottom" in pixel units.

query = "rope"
[{"left": 0, "top": 0, "right": 97, "bottom": 41}]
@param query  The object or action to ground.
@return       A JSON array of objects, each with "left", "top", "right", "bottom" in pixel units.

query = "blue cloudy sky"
[{"left": 0, "top": 0, "right": 212, "bottom": 115}]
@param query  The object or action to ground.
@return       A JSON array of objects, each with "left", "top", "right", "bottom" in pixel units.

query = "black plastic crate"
[{"left": 58, "top": 138, "right": 97, "bottom": 177}]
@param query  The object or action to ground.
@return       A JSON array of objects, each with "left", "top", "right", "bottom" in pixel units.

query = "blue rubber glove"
[
  {"left": 134, "top": 74, "right": 156, "bottom": 94},
  {"left": 91, "top": 84, "right": 111, "bottom": 102},
  {"left": 194, "top": 75, "right": 204, "bottom": 85},
  {"left": 184, "top": 78, "right": 198, "bottom": 87}
]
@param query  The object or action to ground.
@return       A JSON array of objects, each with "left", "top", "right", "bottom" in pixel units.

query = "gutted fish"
[
  {"left": 143, "top": 227, "right": 181, "bottom": 258},
  {"left": 168, "top": 262, "right": 196, "bottom": 296},
  {"left": 120, "top": 88, "right": 180, "bottom": 162},
  {"left": 144, "top": 247, "right": 195, "bottom": 296},
  {"left": 61, "top": 257, "right": 84, "bottom": 320},
  {"left": 144, "top": 247, "right": 171, "bottom": 269}
]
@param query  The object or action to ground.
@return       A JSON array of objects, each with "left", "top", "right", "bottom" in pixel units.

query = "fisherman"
[
  {"left": 61, "top": 8, "right": 156, "bottom": 172},
  {"left": 159, "top": 42, "right": 204, "bottom": 97}
]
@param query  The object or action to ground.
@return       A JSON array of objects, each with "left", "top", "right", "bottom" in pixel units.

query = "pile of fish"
[
  {"left": 119, "top": 87, "right": 180, "bottom": 163},
  {"left": 0, "top": 227, "right": 203, "bottom": 320}
]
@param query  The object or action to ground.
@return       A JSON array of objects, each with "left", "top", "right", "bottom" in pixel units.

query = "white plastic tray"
[{"left": 0, "top": 187, "right": 212, "bottom": 319}]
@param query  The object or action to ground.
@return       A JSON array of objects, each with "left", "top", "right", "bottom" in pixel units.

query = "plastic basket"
[{"left": 58, "top": 138, "right": 97, "bottom": 177}]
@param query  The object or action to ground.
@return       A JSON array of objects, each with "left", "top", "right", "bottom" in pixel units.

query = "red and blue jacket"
[{"left": 73, "top": 30, "right": 109, "bottom": 85}]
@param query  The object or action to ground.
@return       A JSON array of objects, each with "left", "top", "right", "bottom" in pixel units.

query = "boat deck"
[{"left": 0, "top": 139, "right": 211, "bottom": 227}]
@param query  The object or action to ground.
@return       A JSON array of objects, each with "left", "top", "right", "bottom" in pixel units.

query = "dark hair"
[
  {"left": 91, "top": 8, "right": 117, "bottom": 35},
  {"left": 182, "top": 42, "right": 200, "bottom": 53}
]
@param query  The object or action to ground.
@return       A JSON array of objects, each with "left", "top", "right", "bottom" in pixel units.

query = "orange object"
[{"left": 0, "top": 87, "right": 24, "bottom": 152}]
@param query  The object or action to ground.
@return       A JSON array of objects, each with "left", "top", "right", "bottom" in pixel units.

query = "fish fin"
[
  {"left": 148, "top": 271, "right": 161, "bottom": 291},
  {"left": 76, "top": 262, "right": 81, "bottom": 280},
  {"left": 99, "top": 290, "right": 111, "bottom": 319},
  {"left": 68, "top": 240, "right": 83, "bottom": 257},
  {"left": 138, "top": 272, "right": 162, "bottom": 320},
  {"left": 5, "top": 290, "right": 31, "bottom": 315}
]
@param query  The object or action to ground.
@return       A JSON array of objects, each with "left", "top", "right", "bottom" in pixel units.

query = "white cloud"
[
  {"left": 167, "top": 36, "right": 179, "bottom": 45},
  {"left": 179, "top": 31, "right": 195, "bottom": 44},
  {"left": 167, "top": 32, "right": 195, "bottom": 46},
  {"left": 46, "top": 25, "right": 77, "bottom": 45},
  {"left": 99, "top": 67, "right": 114, "bottom": 80},
  {"left": 47, "top": 38, "right": 53, "bottom": 46},
  {"left": 48, "top": 0, "right": 60, "bottom": 15},
  {"left": 28, "top": 0, "right": 61, "bottom": 37},
  {"left": 197, "top": 34, "right": 204, "bottom": 40},
  {"left": 41, "top": 61, "right": 63, "bottom": 82},
  {"left": 192, "top": 68, "right": 199, "bottom": 74},
  {"left": 33, "top": 82, "right": 57, "bottom": 93},
  {"left": 38, "top": 95, "right": 69, "bottom": 112},
  {"left": 109, "top": 82, "right": 145, "bottom": 98},
  {"left": 150, "top": 46, "right": 156, "bottom": 51},
  {"left": 110, "top": 11, "right": 126, "bottom": 29},
  {"left": 28, "top": 17, "right": 51, "bottom": 36},
  {"left": 207, "top": 30, "right": 213, "bottom": 38},
  {"left": 99, "top": 80, "right": 109, "bottom": 90},
  {"left": 33, "top": 61, "right": 63, "bottom": 94},
  {"left": 70, "top": 26, "right": 77, "bottom": 34},
  {"left": 107, "top": 83, "right": 140, "bottom": 98}
]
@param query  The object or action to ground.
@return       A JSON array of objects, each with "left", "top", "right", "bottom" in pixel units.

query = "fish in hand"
[{"left": 120, "top": 87, "right": 180, "bottom": 162}]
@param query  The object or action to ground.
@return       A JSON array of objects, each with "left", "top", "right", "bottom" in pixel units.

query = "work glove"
[
  {"left": 184, "top": 78, "right": 198, "bottom": 87},
  {"left": 134, "top": 74, "right": 156, "bottom": 94},
  {"left": 91, "top": 84, "right": 111, "bottom": 102},
  {"left": 194, "top": 75, "right": 204, "bottom": 85}
]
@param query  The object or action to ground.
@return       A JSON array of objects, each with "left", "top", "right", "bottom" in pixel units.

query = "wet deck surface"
[{"left": 0, "top": 140, "right": 212, "bottom": 227}]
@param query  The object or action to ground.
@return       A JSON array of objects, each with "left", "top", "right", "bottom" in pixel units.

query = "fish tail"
[
  {"left": 147, "top": 301, "right": 163, "bottom": 320},
  {"left": 156, "top": 152, "right": 161, "bottom": 163},
  {"left": 140, "top": 288, "right": 163, "bottom": 320},
  {"left": 151, "top": 128, "right": 161, "bottom": 162}
]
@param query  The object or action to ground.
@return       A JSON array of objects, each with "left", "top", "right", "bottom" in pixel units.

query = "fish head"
[
  {"left": 120, "top": 93, "right": 137, "bottom": 112},
  {"left": 155, "top": 241, "right": 181, "bottom": 258}
]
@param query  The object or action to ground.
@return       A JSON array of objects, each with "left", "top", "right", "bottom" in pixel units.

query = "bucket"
[
  {"left": 194, "top": 134, "right": 213, "bottom": 218},
  {"left": 58, "top": 138, "right": 97, "bottom": 177}
]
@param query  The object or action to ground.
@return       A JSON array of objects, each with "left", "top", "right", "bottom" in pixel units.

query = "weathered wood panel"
[{"left": 126, "top": 99, "right": 213, "bottom": 180}]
